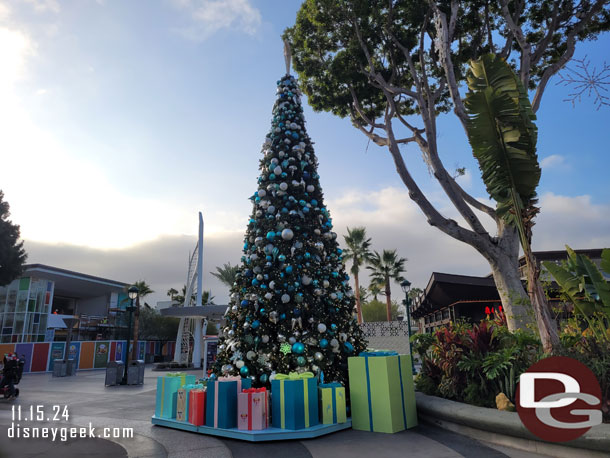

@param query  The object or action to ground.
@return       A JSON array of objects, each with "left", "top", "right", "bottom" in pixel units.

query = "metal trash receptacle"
[
  {"left": 53, "top": 360, "right": 67, "bottom": 377},
  {"left": 66, "top": 359, "right": 77, "bottom": 376},
  {"left": 105, "top": 361, "right": 124, "bottom": 386},
  {"left": 127, "top": 360, "right": 144, "bottom": 385}
]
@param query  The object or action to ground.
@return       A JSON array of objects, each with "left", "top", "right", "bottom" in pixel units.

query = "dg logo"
[{"left": 516, "top": 356, "right": 603, "bottom": 442}]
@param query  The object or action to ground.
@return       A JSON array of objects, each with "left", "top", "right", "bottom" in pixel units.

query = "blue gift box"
[
  {"left": 205, "top": 376, "right": 252, "bottom": 429},
  {"left": 271, "top": 372, "right": 318, "bottom": 430},
  {"left": 155, "top": 376, "right": 182, "bottom": 419}
]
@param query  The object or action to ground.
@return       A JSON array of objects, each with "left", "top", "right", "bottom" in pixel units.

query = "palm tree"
[
  {"left": 367, "top": 250, "right": 406, "bottom": 322},
  {"left": 129, "top": 280, "right": 153, "bottom": 360},
  {"left": 358, "top": 286, "right": 369, "bottom": 303},
  {"left": 211, "top": 263, "right": 239, "bottom": 289},
  {"left": 368, "top": 282, "right": 382, "bottom": 301},
  {"left": 201, "top": 290, "right": 216, "bottom": 305},
  {"left": 172, "top": 285, "right": 215, "bottom": 305},
  {"left": 166, "top": 288, "right": 179, "bottom": 302},
  {"left": 342, "top": 226, "right": 373, "bottom": 324}
]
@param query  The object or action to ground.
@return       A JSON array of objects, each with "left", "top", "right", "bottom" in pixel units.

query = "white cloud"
[
  {"left": 540, "top": 154, "right": 566, "bottom": 169},
  {"left": 21, "top": 0, "right": 60, "bottom": 14},
  {"left": 172, "top": 0, "right": 262, "bottom": 41}
]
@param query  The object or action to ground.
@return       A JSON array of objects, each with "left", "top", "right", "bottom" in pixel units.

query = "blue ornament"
[
  {"left": 259, "top": 308, "right": 266, "bottom": 315},
  {"left": 269, "top": 173, "right": 276, "bottom": 180},
  {"left": 304, "top": 252, "right": 311, "bottom": 259},
  {"left": 293, "top": 308, "right": 302, "bottom": 316},
  {"left": 241, "top": 300, "right": 250, "bottom": 307},
  {"left": 311, "top": 199, "right": 318, "bottom": 206},
  {"left": 278, "top": 254, "right": 286, "bottom": 262},
  {"left": 344, "top": 342, "right": 354, "bottom": 354},
  {"left": 252, "top": 278, "right": 259, "bottom": 286},
  {"left": 252, "top": 320, "right": 260, "bottom": 329},
  {"left": 331, "top": 324, "right": 337, "bottom": 330},
  {"left": 240, "top": 366, "right": 250, "bottom": 377},
  {"left": 285, "top": 265, "right": 293, "bottom": 274},
  {"left": 319, "top": 338, "right": 329, "bottom": 348},
  {"left": 266, "top": 231, "right": 275, "bottom": 240},
  {"left": 292, "top": 342, "right": 305, "bottom": 354},
  {"left": 259, "top": 373, "right": 268, "bottom": 384},
  {"left": 280, "top": 313, "right": 286, "bottom": 320}
]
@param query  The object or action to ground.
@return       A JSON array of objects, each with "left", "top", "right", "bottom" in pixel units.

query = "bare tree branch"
[
  {"left": 499, "top": 0, "right": 531, "bottom": 85},
  {"left": 531, "top": 0, "right": 608, "bottom": 112}
]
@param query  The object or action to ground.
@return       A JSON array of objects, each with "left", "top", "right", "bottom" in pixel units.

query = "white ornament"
[
  {"left": 274, "top": 166, "right": 282, "bottom": 175},
  {"left": 258, "top": 189, "right": 266, "bottom": 197},
  {"left": 307, "top": 185, "right": 315, "bottom": 193},
  {"left": 302, "top": 275, "right": 312, "bottom": 286},
  {"left": 317, "top": 323, "right": 327, "bottom": 333},
  {"left": 281, "top": 228, "right": 294, "bottom": 240},
  {"left": 281, "top": 294, "right": 290, "bottom": 303},
  {"left": 267, "top": 205, "right": 276, "bottom": 214},
  {"left": 235, "top": 360, "right": 245, "bottom": 369},
  {"left": 279, "top": 182, "right": 288, "bottom": 191}
]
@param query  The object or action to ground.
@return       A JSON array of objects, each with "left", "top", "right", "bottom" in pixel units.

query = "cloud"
[
  {"left": 21, "top": 0, "right": 60, "bottom": 14},
  {"left": 540, "top": 154, "right": 566, "bottom": 169},
  {"left": 22, "top": 187, "right": 610, "bottom": 309},
  {"left": 172, "top": 0, "right": 262, "bottom": 41}
]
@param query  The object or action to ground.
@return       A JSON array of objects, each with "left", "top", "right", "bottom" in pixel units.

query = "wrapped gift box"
[
  {"left": 155, "top": 375, "right": 182, "bottom": 419},
  {"left": 271, "top": 372, "right": 318, "bottom": 430},
  {"left": 188, "top": 389, "right": 206, "bottom": 426},
  {"left": 205, "top": 376, "right": 252, "bottom": 429},
  {"left": 176, "top": 384, "right": 203, "bottom": 422},
  {"left": 167, "top": 372, "right": 196, "bottom": 388},
  {"left": 237, "top": 388, "right": 269, "bottom": 430},
  {"left": 318, "top": 382, "right": 347, "bottom": 424},
  {"left": 348, "top": 352, "right": 417, "bottom": 433}
]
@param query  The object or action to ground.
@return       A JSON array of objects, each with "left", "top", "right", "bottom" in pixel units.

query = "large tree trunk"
[
  {"left": 354, "top": 272, "right": 363, "bottom": 323},
  {"left": 385, "top": 278, "right": 392, "bottom": 322}
]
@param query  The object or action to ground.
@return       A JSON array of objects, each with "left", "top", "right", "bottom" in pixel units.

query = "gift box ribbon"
[
  {"left": 243, "top": 387, "right": 267, "bottom": 393},
  {"left": 361, "top": 354, "right": 407, "bottom": 431},
  {"left": 275, "top": 372, "right": 314, "bottom": 428}
]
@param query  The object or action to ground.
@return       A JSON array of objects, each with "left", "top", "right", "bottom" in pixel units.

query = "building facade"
[{"left": 0, "top": 264, "right": 129, "bottom": 343}]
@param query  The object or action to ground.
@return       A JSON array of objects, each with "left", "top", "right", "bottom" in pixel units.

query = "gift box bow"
[
  {"left": 243, "top": 387, "right": 267, "bottom": 393},
  {"left": 319, "top": 382, "right": 343, "bottom": 388},
  {"left": 218, "top": 375, "right": 242, "bottom": 382},
  {"left": 359, "top": 351, "right": 397, "bottom": 357},
  {"left": 275, "top": 371, "right": 314, "bottom": 380}
]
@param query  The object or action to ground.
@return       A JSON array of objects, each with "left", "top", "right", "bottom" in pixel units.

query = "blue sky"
[{"left": 2, "top": 0, "right": 609, "bottom": 305}]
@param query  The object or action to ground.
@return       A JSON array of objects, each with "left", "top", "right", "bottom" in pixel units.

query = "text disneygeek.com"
[{"left": 7, "top": 422, "right": 134, "bottom": 442}]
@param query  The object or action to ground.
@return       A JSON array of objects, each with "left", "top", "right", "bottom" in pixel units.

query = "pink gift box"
[{"left": 237, "top": 388, "right": 269, "bottom": 430}]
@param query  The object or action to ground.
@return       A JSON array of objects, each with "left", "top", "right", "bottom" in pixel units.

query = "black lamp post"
[
  {"left": 400, "top": 279, "right": 416, "bottom": 373},
  {"left": 121, "top": 285, "right": 139, "bottom": 385}
]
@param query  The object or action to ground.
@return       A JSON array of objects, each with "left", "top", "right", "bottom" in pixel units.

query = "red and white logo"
[{"left": 516, "top": 356, "right": 602, "bottom": 442}]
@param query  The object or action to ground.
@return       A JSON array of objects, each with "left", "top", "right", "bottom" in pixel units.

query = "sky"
[{"left": 1, "top": 0, "right": 609, "bottom": 308}]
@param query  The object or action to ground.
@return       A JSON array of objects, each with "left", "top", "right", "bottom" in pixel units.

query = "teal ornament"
[
  {"left": 296, "top": 356, "right": 306, "bottom": 366},
  {"left": 292, "top": 342, "right": 305, "bottom": 354},
  {"left": 260, "top": 373, "right": 268, "bottom": 384},
  {"left": 344, "top": 342, "right": 354, "bottom": 354},
  {"left": 266, "top": 231, "right": 275, "bottom": 240},
  {"left": 239, "top": 366, "right": 250, "bottom": 377},
  {"left": 319, "top": 338, "right": 329, "bottom": 348},
  {"left": 285, "top": 265, "right": 293, "bottom": 274},
  {"left": 252, "top": 320, "right": 260, "bottom": 329}
]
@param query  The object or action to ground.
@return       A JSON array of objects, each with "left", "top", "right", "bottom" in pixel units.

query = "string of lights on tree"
[{"left": 212, "top": 74, "right": 366, "bottom": 386}]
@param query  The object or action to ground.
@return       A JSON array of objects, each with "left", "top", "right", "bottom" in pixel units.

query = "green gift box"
[
  {"left": 348, "top": 352, "right": 417, "bottom": 433},
  {"left": 319, "top": 382, "right": 347, "bottom": 424}
]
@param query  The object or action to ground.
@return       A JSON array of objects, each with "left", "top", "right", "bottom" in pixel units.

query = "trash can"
[
  {"left": 127, "top": 360, "right": 144, "bottom": 385},
  {"left": 66, "top": 359, "right": 77, "bottom": 376},
  {"left": 53, "top": 360, "right": 67, "bottom": 377},
  {"left": 105, "top": 361, "right": 124, "bottom": 386}
]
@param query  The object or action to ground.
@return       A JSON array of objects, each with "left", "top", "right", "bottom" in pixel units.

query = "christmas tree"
[{"left": 213, "top": 72, "right": 366, "bottom": 387}]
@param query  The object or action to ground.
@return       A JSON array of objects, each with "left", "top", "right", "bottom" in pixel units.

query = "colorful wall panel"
[
  {"left": 79, "top": 342, "right": 94, "bottom": 369},
  {"left": 0, "top": 344, "right": 15, "bottom": 359},
  {"left": 31, "top": 343, "right": 50, "bottom": 372},
  {"left": 93, "top": 341, "right": 110, "bottom": 368},
  {"left": 15, "top": 343, "right": 33, "bottom": 372},
  {"left": 48, "top": 342, "right": 65, "bottom": 371},
  {"left": 67, "top": 341, "right": 81, "bottom": 369}
]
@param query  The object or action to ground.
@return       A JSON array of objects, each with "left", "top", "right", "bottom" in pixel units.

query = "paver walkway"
[{"left": 0, "top": 367, "right": 548, "bottom": 458}]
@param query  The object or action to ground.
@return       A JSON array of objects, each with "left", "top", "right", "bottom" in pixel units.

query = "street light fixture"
[
  {"left": 400, "top": 279, "right": 416, "bottom": 373},
  {"left": 121, "top": 285, "right": 139, "bottom": 385}
]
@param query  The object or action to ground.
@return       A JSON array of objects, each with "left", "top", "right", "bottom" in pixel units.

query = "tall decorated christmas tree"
[{"left": 213, "top": 55, "right": 366, "bottom": 387}]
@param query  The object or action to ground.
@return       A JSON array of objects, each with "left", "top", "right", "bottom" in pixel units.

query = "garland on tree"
[{"left": 213, "top": 74, "right": 367, "bottom": 387}]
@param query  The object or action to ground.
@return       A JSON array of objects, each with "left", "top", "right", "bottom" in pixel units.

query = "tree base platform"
[{"left": 151, "top": 415, "right": 351, "bottom": 441}]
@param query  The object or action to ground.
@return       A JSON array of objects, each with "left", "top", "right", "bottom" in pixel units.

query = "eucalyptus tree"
[
  {"left": 285, "top": 0, "right": 609, "bottom": 337},
  {"left": 342, "top": 226, "right": 373, "bottom": 323}
]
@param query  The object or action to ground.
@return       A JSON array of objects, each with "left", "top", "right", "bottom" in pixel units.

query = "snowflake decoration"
[
  {"left": 230, "top": 351, "right": 243, "bottom": 363},
  {"left": 280, "top": 343, "right": 292, "bottom": 355},
  {"left": 257, "top": 353, "right": 269, "bottom": 366}
]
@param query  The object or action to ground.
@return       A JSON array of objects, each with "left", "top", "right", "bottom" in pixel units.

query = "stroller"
[{"left": 0, "top": 354, "right": 24, "bottom": 400}]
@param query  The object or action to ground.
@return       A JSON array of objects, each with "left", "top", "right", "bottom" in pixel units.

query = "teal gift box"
[
  {"left": 319, "top": 382, "right": 347, "bottom": 424},
  {"left": 155, "top": 376, "right": 181, "bottom": 419},
  {"left": 348, "top": 352, "right": 417, "bottom": 433},
  {"left": 205, "top": 376, "right": 252, "bottom": 429},
  {"left": 271, "top": 372, "right": 318, "bottom": 430}
]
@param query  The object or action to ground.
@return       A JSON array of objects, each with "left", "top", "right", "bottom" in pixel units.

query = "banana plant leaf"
[{"left": 464, "top": 54, "right": 541, "bottom": 229}]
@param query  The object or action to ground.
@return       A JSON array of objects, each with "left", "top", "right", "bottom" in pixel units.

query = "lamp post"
[
  {"left": 121, "top": 285, "right": 139, "bottom": 385},
  {"left": 400, "top": 279, "right": 416, "bottom": 373}
]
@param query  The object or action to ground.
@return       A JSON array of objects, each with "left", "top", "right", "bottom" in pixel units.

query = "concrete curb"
[{"left": 416, "top": 392, "right": 610, "bottom": 456}]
